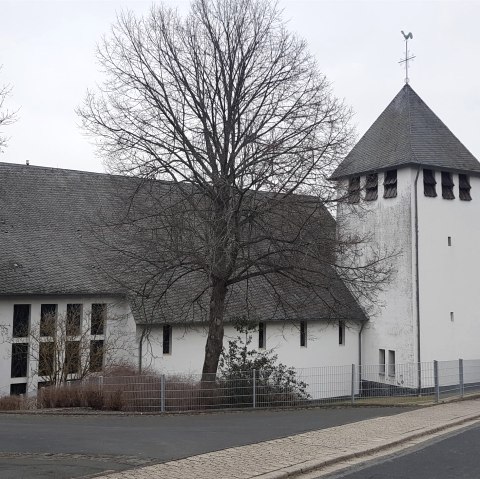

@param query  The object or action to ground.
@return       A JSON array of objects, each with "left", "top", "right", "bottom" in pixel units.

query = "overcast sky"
[{"left": 1, "top": 0, "right": 479, "bottom": 173}]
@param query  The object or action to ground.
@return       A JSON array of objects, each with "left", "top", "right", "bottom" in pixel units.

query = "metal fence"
[{"left": 80, "top": 358, "right": 480, "bottom": 412}]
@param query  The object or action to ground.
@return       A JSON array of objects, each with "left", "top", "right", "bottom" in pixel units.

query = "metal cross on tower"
[{"left": 399, "top": 31, "right": 415, "bottom": 84}]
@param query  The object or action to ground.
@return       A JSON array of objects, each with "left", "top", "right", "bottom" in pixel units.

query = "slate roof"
[
  {"left": 0, "top": 162, "right": 366, "bottom": 324},
  {"left": 331, "top": 84, "right": 480, "bottom": 179}
]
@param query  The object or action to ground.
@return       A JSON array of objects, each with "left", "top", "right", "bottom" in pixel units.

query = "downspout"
[
  {"left": 414, "top": 167, "right": 422, "bottom": 391},
  {"left": 138, "top": 326, "right": 144, "bottom": 374},
  {"left": 358, "top": 320, "right": 366, "bottom": 395}
]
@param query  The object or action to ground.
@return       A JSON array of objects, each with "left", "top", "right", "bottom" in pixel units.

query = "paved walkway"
[{"left": 94, "top": 400, "right": 480, "bottom": 479}]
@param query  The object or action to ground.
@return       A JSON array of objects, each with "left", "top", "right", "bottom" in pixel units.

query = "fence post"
[
  {"left": 252, "top": 369, "right": 256, "bottom": 408},
  {"left": 434, "top": 360, "right": 439, "bottom": 403},
  {"left": 351, "top": 364, "right": 355, "bottom": 404},
  {"left": 160, "top": 374, "right": 166, "bottom": 413},
  {"left": 459, "top": 358, "right": 464, "bottom": 398}
]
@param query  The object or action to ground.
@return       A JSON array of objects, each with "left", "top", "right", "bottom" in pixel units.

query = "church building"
[{"left": 1, "top": 82, "right": 479, "bottom": 396}]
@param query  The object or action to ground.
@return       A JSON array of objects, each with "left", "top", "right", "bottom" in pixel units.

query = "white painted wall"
[
  {"left": 139, "top": 320, "right": 361, "bottom": 398},
  {"left": 337, "top": 168, "right": 418, "bottom": 370},
  {"left": 0, "top": 296, "right": 137, "bottom": 395},
  {"left": 417, "top": 173, "right": 480, "bottom": 362}
]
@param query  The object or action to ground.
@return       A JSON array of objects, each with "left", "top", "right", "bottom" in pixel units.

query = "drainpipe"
[
  {"left": 138, "top": 326, "right": 144, "bottom": 374},
  {"left": 414, "top": 167, "right": 422, "bottom": 391},
  {"left": 358, "top": 321, "right": 366, "bottom": 395}
]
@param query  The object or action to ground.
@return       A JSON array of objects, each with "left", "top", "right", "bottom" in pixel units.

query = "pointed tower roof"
[{"left": 331, "top": 84, "right": 480, "bottom": 179}]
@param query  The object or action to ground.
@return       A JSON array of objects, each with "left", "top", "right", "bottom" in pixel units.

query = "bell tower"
[{"left": 332, "top": 83, "right": 480, "bottom": 385}]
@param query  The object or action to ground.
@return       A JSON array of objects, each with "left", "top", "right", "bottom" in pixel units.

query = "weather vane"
[{"left": 399, "top": 31, "right": 415, "bottom": 84}]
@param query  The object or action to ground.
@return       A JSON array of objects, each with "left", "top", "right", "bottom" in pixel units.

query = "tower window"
[
  {"left": 383, "top": 170, "right": 397, "bottom": 198},
  {"left": 441, "top": 172, "right": 455, "bottom": 200},
  {"left": 347, "top": 177, "right": 360, "bottom": 203},
  {"left": 365, "top": 174, "right": 378, "bottom": 201},
  {"left": 459, "top": 174, "right": 472, "bottom": 201},
  {"left": 423, "top": 169, "right": 437, "bottom": 197},
  {"left": 258, "top": 322, "right": 266, "bottom": 349}
]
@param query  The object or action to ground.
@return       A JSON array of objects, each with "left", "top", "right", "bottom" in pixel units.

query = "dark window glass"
[
  {"left": 339, "top": 321, "right": 345, "bottom": 345},
  {"left": 258, "top": 322, "right": 266, "bottom": 349},
  {"left": 365, "top": 174, "right": 378, "bottom": 201},
  {"left": 163, "top": 325, "right": 172, "bottom": 355},
  {"left": 11, "top": 343, "right": 28, "bottom": 378},
  {"left": 379, "top": 349, "right": 386, "bottom": 375},
  {"left": 38, "top": 342, "right": 55, "bottom": 377},
  {"left": 91, "top": 304, "right": 106, "bottom": 335},
  {"left": 423, "top": 169, "right": 437, "bottom": 197},
  {"left": 40, "top": 304, "right": 57, "bottom": 337},
  {"left": 388, "top": 350, "right": 396, "bottom": 376},
  {"left": 89, "top": 340, "right": 104, "bottom": 372},
  {"left": 10, "top": 383, "right": 27, "bottom": 396},
  {"left": 384, "top": 170, "right": 397, "bottom": 198},
  {"left": 348, "top": 177, "right": 360, "bottom": 203},
  {"left": 300, "top": 321, "right": 307, "bottom": 347},
  {"left": 441, "top": 172, "right": 455, "bottom": 199},
  {"left": 13, "top": 305, "right": 30, "bottom": 338},
  {"left": 66, "top": 304, "right": 82, "bottom": 336},
  {"left": 459, "top": 174, "right": 472, "bottom": 201},
  {"left": 65, "top": 341, "right": 80, "bottom": 375}
]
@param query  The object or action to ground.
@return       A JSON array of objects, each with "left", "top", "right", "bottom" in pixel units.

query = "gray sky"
[{"left": 1, "top": 0, "right": 479, "bottom": 173}]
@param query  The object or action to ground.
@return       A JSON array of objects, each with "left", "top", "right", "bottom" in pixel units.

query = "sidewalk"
[{"left": 95, "top": 399, "right": 480, "bottom": 479}]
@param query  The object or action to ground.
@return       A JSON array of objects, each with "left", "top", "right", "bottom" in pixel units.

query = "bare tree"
[
  {"left": 0, "top": 67, "right": 17, "bottom": 152},
  {"left": 79, "top": 0, "right": 391, "bottom": 380}
]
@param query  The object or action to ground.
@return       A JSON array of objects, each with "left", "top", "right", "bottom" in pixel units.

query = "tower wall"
[
  {"left": 417, "top": 173, "right": 480, "bottom": 362},
  {"left": 337, "top": 168, "right": 418, "bottom": 368}
]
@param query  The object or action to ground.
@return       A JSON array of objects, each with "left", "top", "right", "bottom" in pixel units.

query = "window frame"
[
  {"left": 365, "top": 173, "right": 378, "bottom": 201},
  {"left": 300, "top": 321, "right": 307, "bottom": 347},
  {"left": 258, "top": 322, "right": 266, "bottom": 349},
  {"left": 388, "top": 350, "right": 396, "bottom": 377},
  {"left": 338, "top": 321, "right": 345, "bottom": 346},
  {"left": 423, "top": 169, "right": 437, "bottom": 197},
  {"left": 13, "top": 305, "right": 30, "bottom": 338},
  {"left": 459, "top": 174, "right": 472, "bottom": 201},
  {"left": 11, "top": 343, "right": 29, "bottom": 378},
  {"left": 379, "top": 349, "right": 386, "bottom": 375},
  {"left": 90, "top": 304, "right": 106, "bottom": 336},
  {"left": 347, "top": 176, "right": 360, "bottom": 204},
  {"left": 163, "top": 324, "right": 172, "bottom": 355}
]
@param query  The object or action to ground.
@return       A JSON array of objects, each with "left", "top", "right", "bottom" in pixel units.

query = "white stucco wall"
[
  {"left": 139, "top": 320, "right": 361, "bottom": 398},
  {"left": 337, "top": 168, "right": 417, "bottom": 370},
  {"left": 417, "top": 173, "right": 480, "bottom": 362},
  {"left": 0, "top": 296, "right": 137, "bottom": 395}
]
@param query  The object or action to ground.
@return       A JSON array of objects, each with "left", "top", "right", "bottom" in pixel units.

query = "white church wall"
[
  {"left": 417, "top": 173, "right": 480, "bottom": 363},
  {"left": 0, "top": 296, "right": 137, "bottom": 395},
  {"left": 139, "top": 320, "right": 361, "bottom": 398},
  {"left": 337, "top": 168, "right": 418, "bottom": 370}
]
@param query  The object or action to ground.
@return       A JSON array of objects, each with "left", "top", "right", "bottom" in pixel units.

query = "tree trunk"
[{"left": 201, "top": 278, "right": 228, "bottom": 382}]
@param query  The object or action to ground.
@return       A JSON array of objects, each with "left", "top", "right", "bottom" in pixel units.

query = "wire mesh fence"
[{"left": 31, "top": 358, "right": 480, "bottom": 412}]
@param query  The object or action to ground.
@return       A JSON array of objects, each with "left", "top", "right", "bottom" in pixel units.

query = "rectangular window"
[
  {"left": 379, "top": 349, "right": 386, "bottom": 375},
  {"left": 65, "top": 341, "right": 80, "bottom": 375},
  {"left": 448, "top": 236, "right": 452, "bottom": 246},
  {"left": 163, "top": 324, "right": 172, "bottom": 355},
  {"left": 300, "top": 321, "right": 307, "bottom": 347},
  {"left": 11, "top": 343, "right": 28, "bottom": 378},
  {"left": 38, "top": 342, "right": 55, "bottom": 377},
  {"left": 40, "top": 304, "right": 57, "bottom": 337},
  {"left": 383, "top": 170, "right": 397, "bottom": 198},
  {"left": 66, "top": 304, "right": 82, "bottom": 336},
  {"left": 365, "top": 174, "right": 378, "bottom": 201},
  {"left": 423, "top": 169, "right": 437, "bottom": 197},
  {"left": 388, "top": 350, "right": 396, "bottom": 377},
  {"left": 258, "top": 322, "right": 266, "bottom": 349},
  {"left": 13, "top": 305, "right": 30, "bottom": 338},
  {"left": 10, "top": 383, "right": 27, "bottom": 396},
  {"left": 347, "top": 176, "right": 360, "bottom": 203},
  {"left": 339, "top": 321, "right": 345, "bottom": 345},
  {"left": 91, "top": 304, "right": 106, "bottom": 335},
  {"left": 89, "top": 340, "right": 104, "bottom": 372},
  {"left": 441, "top": 172, "right": 455, "bottom": 199},
  {"left": 459, "top": 174, "right": 472, "bottom": 201}
]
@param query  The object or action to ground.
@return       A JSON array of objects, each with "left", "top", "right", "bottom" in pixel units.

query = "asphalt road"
[
  {"left": 0, "top": 406, "right": 414, "bottom": 478},
  {"left": 323, "top": 422, "right": 480, "bottom": 479}
]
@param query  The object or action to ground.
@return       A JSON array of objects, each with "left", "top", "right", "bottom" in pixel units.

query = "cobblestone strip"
[{"left": 94, "top": 400, "right": 480, "bottom": 479}]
